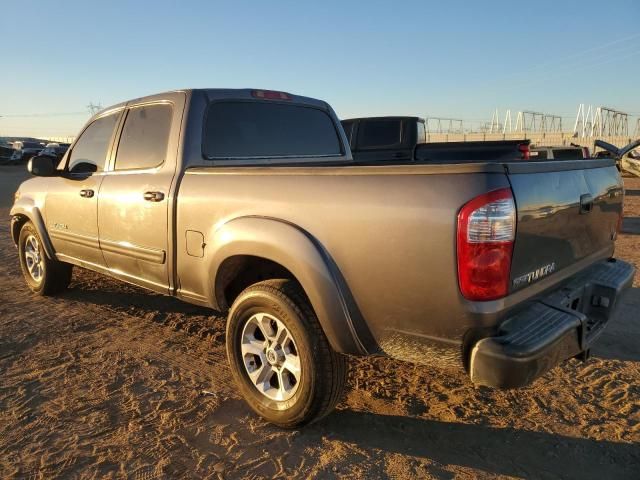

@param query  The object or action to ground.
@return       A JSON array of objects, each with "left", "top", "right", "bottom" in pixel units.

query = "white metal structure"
[
  {"left": 574, "top": 104, "right": 629, "bottom": 138},
  {"left": 425, "top": 117, "right": 464, "bottom": 134}
]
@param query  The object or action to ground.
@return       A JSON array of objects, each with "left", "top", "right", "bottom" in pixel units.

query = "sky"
[{"left": 2, "top": 0, "right": 640, "bottom": 138}]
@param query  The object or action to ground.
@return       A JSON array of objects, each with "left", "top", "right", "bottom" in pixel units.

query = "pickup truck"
[
  {"left": 11, "top": 89, "right": 635, "bottom": 427},
  {"left": 341, "top": 116, "right": 426, "bottom": 162},
  {"left": 342, "top": 116, "right": 532, "bottom": 163},
  {"left": 596, "top": 138, "right": 640, "bottom": 177}
]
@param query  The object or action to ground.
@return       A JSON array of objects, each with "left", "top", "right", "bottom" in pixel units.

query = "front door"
[
  {"left": 46, "top": 110, "right": 121, "bottom": 267},
  {"left": 97, "top": 100, "right": 178, "bottom": 293}
]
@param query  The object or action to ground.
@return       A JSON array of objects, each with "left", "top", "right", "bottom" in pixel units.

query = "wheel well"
[
  {"left": 215, "top": 255, "right": 296, "bottom": 310},
  {"left": 11, "top": 214, "right": 28, "bottom": 246}
]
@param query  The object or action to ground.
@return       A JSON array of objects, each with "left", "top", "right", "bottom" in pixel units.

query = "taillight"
[
  {"left": 582, "top": 147, "right": 590, "bottom": 158},
  {"left": 518, "top": 144, "right": 530, "bottom": 160},
  {"left": 252, "top": 90, "right": 291, "bottom": 100},
  {"left": 457, "top": 188, "right": 516, "bottom": 301}
]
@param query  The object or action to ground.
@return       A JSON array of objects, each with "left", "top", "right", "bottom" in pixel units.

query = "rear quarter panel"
[{"left": 176, "top": 165, "right": 510, "bottom": 363}]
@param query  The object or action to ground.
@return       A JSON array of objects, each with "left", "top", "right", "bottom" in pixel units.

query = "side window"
[
  {"left": 114, "top": 104, "right": 173, "bottom": 170},
  {"left": 416, "top": 121, "right": 426, "bottom": 144},
  {"left": 357, "top": 120, "right": 402, "bottom": 149},
  {"left": 67, "top": 113, "right": 119, "bottom": 174}
]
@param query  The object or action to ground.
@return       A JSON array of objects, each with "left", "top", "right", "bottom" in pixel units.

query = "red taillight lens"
[
  {"left": 457, "top": 188, "right": 516, "bottom": 301},
  {"left": 518, "top": 144, "right": 530, "bottom": 160},
  {"left": 582, "top": 147, "right": 590, "bottom": 158},
  {"left": 252, "top": 90, "right": 291, "bottom": 100}
]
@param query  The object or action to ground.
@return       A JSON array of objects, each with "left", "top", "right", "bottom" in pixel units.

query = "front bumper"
[{"left": 470, "top": 258, "right": 635, "bottom": 389}]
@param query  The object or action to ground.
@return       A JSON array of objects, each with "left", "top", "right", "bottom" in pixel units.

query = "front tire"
[
  {"left": 18, "top": 222, "right": 72, "bottom": 295},
  {"left": 226, "top": 279, "right": 347, "bottom": 428}
]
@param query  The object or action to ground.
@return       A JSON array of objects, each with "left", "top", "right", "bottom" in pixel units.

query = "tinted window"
[
  {"left": 357, "top": 120, "right": 401, "bottom": 148},
  {"left": 552, "top": 148, "right": 583, "bottom": 160},
  {"left": 203, "top": 102, "right": 341, "bottom": 158},
  {"left": 416, "top": 121, "right": 426, "bottom": 143},
  {"left": 115, "top": 104, "right": 172, "bottom": 170},
  {"left": 68, "top": 113, "right": 119, "bottom": 173}
]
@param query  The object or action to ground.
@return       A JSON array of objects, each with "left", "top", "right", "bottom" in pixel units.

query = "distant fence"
[
  {"left": 44, "top": 136, "right": 76, "bottom": 144},
  {"left": 425, "top": 133, "right": 635, "bottom": 151}
]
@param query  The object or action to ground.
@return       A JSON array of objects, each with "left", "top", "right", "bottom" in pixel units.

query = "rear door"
[
  {"left": 97, "top": 93, "right": 185, "bottom": 293},
  {"left": 507, "top": 161, "right": 623, "bottom": 292},
  {"left": 46, "top": 110, "right": 122, "bottom": 267}
]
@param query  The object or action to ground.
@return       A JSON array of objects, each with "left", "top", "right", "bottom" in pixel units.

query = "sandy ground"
[{"left": 0, "top": 165, "right": 638, "bottom": 479}]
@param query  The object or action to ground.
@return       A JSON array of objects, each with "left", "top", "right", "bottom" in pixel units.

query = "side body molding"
[
  {"left": 208, "top": 216, "right": 367, "bottom": 355},
  {"left": 10, "top": 199, "right": 56, "bottom": 259}
]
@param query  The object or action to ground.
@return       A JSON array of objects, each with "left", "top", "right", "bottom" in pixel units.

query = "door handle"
[
  {"left": 580, "top": 194, "right": 593, "bottom": 214},
  {"left": 144, "top": 191, "right": 165, "bottom": 202},
  {"left": 79, "top": 189, "right": 94, "bottom": 198}
]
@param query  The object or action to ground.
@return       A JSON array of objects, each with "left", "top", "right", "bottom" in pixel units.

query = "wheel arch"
[
  {"left": 10, "top": 201, "right": 56, "bottom": 259},
  {"left": 208, "top": 216, "right": 372, "bottom": 355}
]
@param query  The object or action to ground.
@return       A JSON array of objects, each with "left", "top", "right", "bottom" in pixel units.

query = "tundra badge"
[{"left": 513, "top": 262, "right": 556, "bottom": 288}]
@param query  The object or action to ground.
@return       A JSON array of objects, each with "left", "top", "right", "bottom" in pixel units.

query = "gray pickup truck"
[{"left": 11, "top": 89, "right": 635, "bottom": 427}]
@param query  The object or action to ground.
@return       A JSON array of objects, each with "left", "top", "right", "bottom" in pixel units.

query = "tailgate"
[{"left": 506, "top": 159, "right": 624, "bottom": 293}]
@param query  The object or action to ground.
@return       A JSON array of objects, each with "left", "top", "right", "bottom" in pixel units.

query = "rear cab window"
[
  {"left": 552, "top": 148, "right": 584, "bottom": 160},
  {"left": 203, "top": 101, "right": 342, "bottom": 160},
  {"left": 356, "top": 119, "right": 402, "bottom": 149}
]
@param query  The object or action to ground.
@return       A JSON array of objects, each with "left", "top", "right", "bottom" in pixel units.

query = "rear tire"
[
  {"left": 18, "top": 222, "right": 72, "bottom": 295},
  {"left": 226, "top": 279, "right": 347, "bottom": 428}
]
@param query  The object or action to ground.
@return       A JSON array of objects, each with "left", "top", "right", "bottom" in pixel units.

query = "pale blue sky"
[{"left": 2, "top": 0, "right": 640, "bottom": 137}]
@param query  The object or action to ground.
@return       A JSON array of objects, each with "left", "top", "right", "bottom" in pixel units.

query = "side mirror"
[{"left": 27, "top": 155, "right": 56, "bottom": 177}]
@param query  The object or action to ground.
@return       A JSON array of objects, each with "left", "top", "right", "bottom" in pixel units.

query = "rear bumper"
[{"left": 470, "top": 258, "right": 635, "bottom": 389}]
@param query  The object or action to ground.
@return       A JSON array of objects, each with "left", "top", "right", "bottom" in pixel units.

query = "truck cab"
[{"left": 341, "top": 116, "right": 426, "bottom": 162}]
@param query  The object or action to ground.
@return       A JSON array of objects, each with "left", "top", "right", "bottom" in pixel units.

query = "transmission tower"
[
  {"left": 425, "top": 117, "right": 464, "bottom": 134},
  {"left": 490, "top": 109, "right": 562, "bottom": 134},
  {"left": 86, "top": 102, "right": 103, "bottom": 115},
  {"left": 574, "top": 104, "right": 629, "bottom": 137},
  {"left": 514, "top": 111, "right": 562, "bottom": 133}
]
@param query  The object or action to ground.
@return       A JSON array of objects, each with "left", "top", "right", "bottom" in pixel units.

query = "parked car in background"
[
  {"left": 0, "top": 144, "right": 14, "bottom": 163},
  {"left": 341, "top": 116, "right": 426, "bottom": 162},
  {"left": 8, "top": 141, "right": 44, "bottom": 164},
  {"left": 11, "top": 88, "right": 634, "bottom": 428},
  {"left": 530, "top": 144, "right": 589, "bottom": 160},
  {"left": 596, "top": 138, "right": 640, "bottom": 177},
  {"left": 38, "top": 143, "right": 70, "bottom": 162},
  {"left": 340, "top": 116, "right": 532, "bottom": 163}
]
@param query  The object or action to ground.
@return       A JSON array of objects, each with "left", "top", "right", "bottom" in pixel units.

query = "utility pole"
[{"left": 86, "top": 103, "right": 103, "bottom": 115}]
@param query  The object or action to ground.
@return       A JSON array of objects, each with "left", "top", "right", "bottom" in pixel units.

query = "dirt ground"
[{"left": 0, "top": 166, "right": 638, "bottom": 479}]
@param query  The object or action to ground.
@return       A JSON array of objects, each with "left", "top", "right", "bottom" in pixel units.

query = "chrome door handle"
[
  {"left": 79, "top": 189, "right": 94, "bottom": 198},
  {"left": 144, "top": 191, "right": 165, "bottom": 202}
]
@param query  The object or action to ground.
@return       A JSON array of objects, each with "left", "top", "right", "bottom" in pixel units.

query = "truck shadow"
[
  {"left": 316, "top": 409, "right": 639, "bottom": 479},
  {"left": 64, "top": 272, "right": 213, "bottom": 318},
  {"left": 621, "top": 216, "right": 640, "bottom": 235},
  {"left": 591, "top": 286, "right": 640, "bottom": 362}
]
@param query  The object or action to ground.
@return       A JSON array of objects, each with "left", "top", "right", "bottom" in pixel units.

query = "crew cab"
[{"left": 11, "top": 89, "right": 635, "bottom": 427}]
